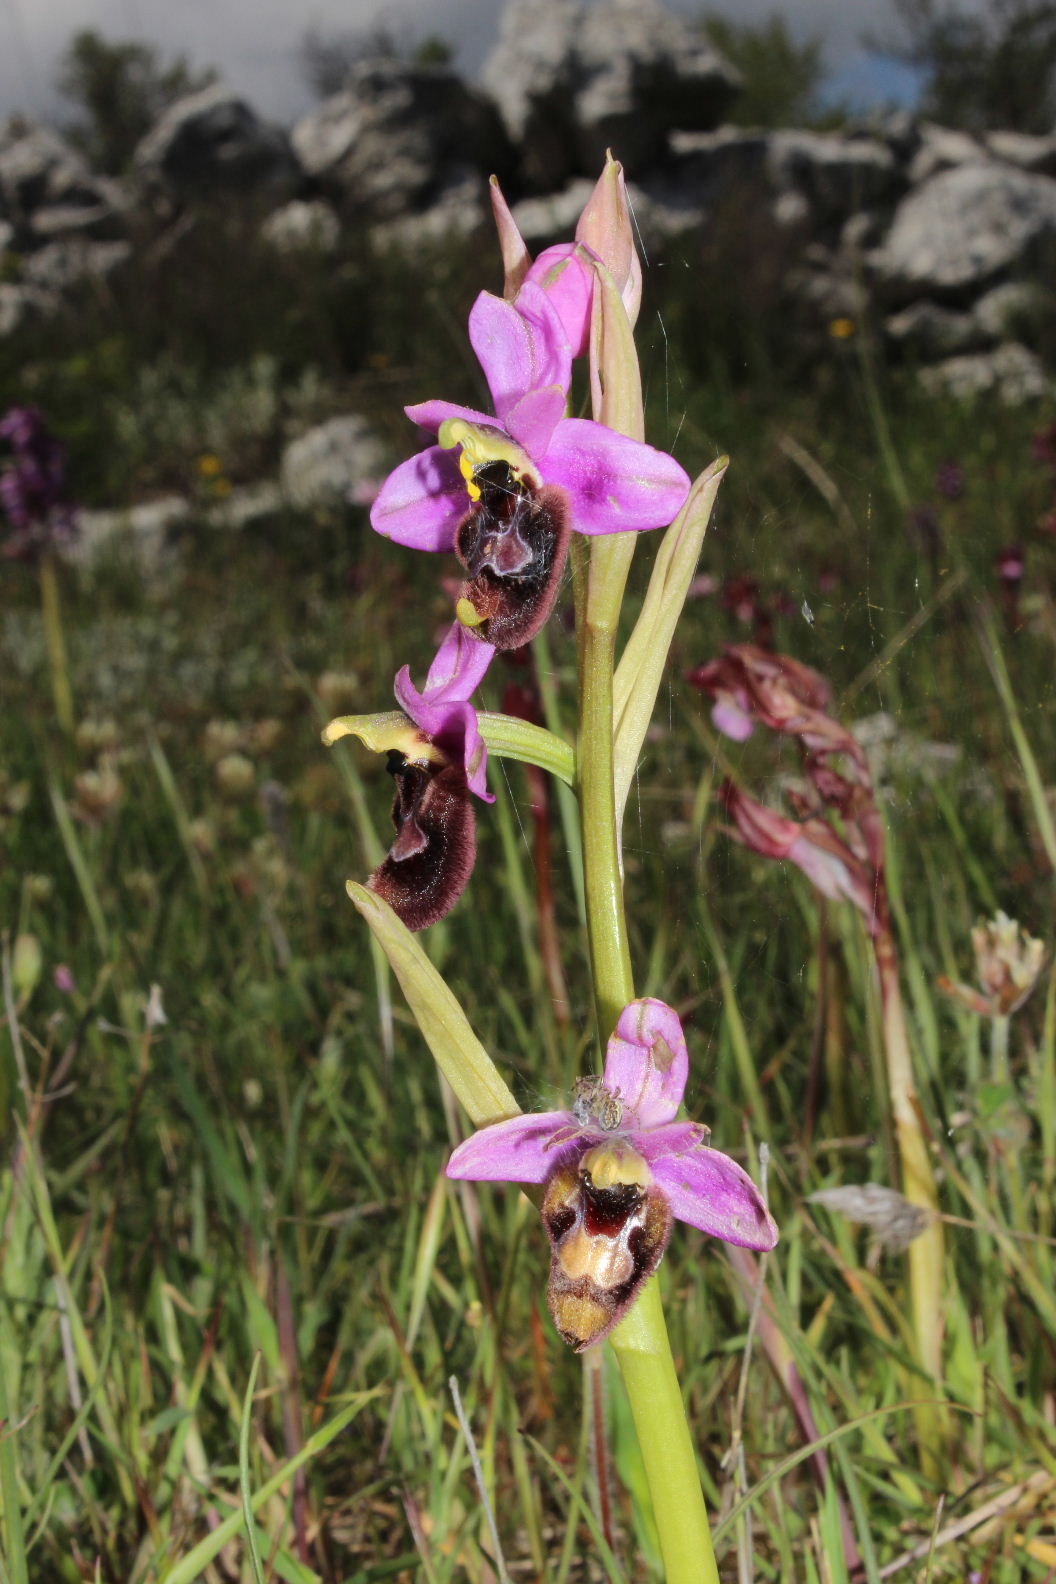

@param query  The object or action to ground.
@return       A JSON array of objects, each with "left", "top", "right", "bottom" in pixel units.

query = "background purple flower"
[{"left": 0, "top": 405, "right": 79, "bottom": 562}]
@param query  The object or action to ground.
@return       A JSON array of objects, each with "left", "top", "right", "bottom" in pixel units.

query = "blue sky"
[{"left": 0, "top": 0, "right": 930, "bottom": 129}]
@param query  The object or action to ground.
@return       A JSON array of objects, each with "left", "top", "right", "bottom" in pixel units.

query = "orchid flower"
[
  {"left": 325, "top": 624, "right": 496, "bottom": 930},
  {"left": 370, "top": 284, "right": 690, "bottom": 650},
  {"left": 448, "top": 998, "right": 777, "bottom": 1350}
]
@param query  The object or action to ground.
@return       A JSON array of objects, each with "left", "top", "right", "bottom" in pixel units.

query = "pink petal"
[
  {"left": 503, "top": 385, "right": 567, "bottom": 459},
  {"left": 469, "top": 287, "right": 571, "bottom": 429},
  {"left": 393, "top": 686, "right": 494, "bottom": 805},
  {"left": 524, "top": 243, "right": 595, "bottom": 358},
  {"left": 634, "top": 1119, "right": 708, "bottom": 1164},
  {"left": 603, "top": 997, "right": 688, "bottom": 1127},
  {"left": 370, "top": 446, "right": 466, "bottom": 551},
  {"left": 650, "top": 1143, "right": 779, "bottom": 1250},
  {"left": 541, "top": 419, "right": 690, "bottom": 535},
  {"left": 423, "top": 622, "right": 496, "bottom": 700},
  {"left": 394, "top": 626, "right": 496, "bottom": 802},
  {"left": 406, "top": 398, "right": 497, "bottom": 436},
  {"left": 446, "top": 1111, "right": 577, "bottom": 1183},
  {"left": 711, "top": 696, "right": 755, "bottom": 742}
]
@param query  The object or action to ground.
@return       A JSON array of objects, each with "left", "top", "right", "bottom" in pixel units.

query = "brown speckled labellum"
[
  {"left": 368, "top": 752, "right": 476, "bottom": 931},
  {"left": 542, "top": 1152, "right": 673, "bottom": 1351},
  {"left": 454, "top": 462, "right": 571, "bottom": 651}
]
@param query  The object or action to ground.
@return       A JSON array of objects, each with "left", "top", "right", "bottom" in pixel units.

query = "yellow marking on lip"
[
  {"left": 456, "top": 597, "right": 487, "bottom": 629},
  {"left": 580, "top": 1140, "right": 651, "bottom": 1189},
  {"left": 322, "top": 712, "right": 441, "bottom": 763},
  {"left": 437, "top": 416, "right": 541, "bottom": 492}
]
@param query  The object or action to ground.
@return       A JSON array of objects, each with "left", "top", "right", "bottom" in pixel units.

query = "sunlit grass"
[{"left": 3, "top": 277, "right": 1056, "bottom": 1579}]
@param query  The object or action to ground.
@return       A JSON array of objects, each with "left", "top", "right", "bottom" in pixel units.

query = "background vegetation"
[{"left": 3, "top": 7, "right": 1056, "bottom": 1580}]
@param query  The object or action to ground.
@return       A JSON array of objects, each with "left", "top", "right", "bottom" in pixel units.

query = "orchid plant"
[{"left": 325, "top": 158, "right": 772, "bottom": 1582}]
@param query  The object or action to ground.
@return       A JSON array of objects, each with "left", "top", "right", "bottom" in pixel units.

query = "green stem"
[
  {"left": 39, "top": 552, "right": 74, "bottom": 733},
  {"left": 577, "top": 584, "right": 633, "bottom": 1037},
  {"left": 574, "top": 530, "right": 716, "bottom": 1579},
  {"left": 608, "top": 1281, "right": 720, "bottom": 1584},
  {"left": 875, "top": 931, "right": 947, "bottom": 1477},
  {"left": 990, "top": 1014, "right": 1010, "bottom": 1085},
  {"left": 576, "top": 256, "right": 718, "bottom": 1580}
]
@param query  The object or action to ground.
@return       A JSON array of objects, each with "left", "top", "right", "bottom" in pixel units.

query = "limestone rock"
[
  {"left": 280, "top": 415, "right": 386, "bottom": 510},
  {"left": 260, "top": 199, "right": 340, "bottom": 253},
  {"left": 371, "top": 173, "right": 488, "bottom": 249},
  {"left": 907, "top": 123, "right": 986, "bottom": 184},
  {"left": 918, "top": 342, "right": 1049, "bottom": 403},
  {"left": 0, "top": 281, "right": 56, "bottom": 337},
  {"left": 483, "top": 0, "right": 740, "bottom": 189},
  {"left": 767, "top": 132, "right": 898, "bottom": 226},
  {"left": 134, "top": 84, "right": 299, "bottom": 202},
  {"left": 972, "top": 279, "right": 1054, "bottom": 339},
  {"left": 21, "top": 238, "right": 130, "bottom": 293},
  {"left": 292, "top": 61, "right": 510, "bottom": 222},
  {"left": 0, "top": 124, "right": 125, "bottom": 243},
  {"left": 884, "top": 300, "right": 982, "bottom": 358},
  {"left": 874, "top": 162, "right": 1056, "bottom": 298},
  {"left": 985, "top": 130, "right": 1056, "bottom": 177}
]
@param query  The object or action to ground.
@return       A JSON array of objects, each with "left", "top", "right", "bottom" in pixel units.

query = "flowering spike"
[
  {"left": 326, "top": 625, "right": 495, "bottom": 928},
  {"left": 940, "top": 910, "right": 1046, "bottom": 1017}
]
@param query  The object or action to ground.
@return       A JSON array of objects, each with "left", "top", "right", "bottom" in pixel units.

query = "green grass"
[{"left": 3, "top": 238, "right": 1056, "bottom": 1580}]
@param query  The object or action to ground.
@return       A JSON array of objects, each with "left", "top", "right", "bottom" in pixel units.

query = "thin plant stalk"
[
  {"left": 874, "top": 930, "right": 946, "bottom": 1472},
  {"left": 609, "top": 1282, "right": 720, "bottom": 1584},
  {"left": 39, "top": 551, "right": 74, "bottom": 733}
]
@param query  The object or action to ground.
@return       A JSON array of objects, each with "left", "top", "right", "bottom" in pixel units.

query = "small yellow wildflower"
[
  {"left": 197, "top": 453, "right": 223, "bottom": 478},
  {"left": 829, "top": 317, "right": 856, "bottom": 341}
]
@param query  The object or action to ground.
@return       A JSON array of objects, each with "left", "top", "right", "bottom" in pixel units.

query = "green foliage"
[
  {"left": 4, "top": 220, "right": 1056, "bottom": 1578},
  {"left": 56, "top": 27, "right": 215, "bottom": 174},
  {"left": 699, "top": 11, "right": 829, "bottom": 127},
  {"left": 299, "top": 23, "right": 452, "bottom": 99},
  {"left": 889, "top": 0, "right": 1056, "bottom": 132}
]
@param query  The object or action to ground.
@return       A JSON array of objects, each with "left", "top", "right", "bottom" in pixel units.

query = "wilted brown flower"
[{"left": 940, "top": 911, "right": 1045, "bottom": 1018}]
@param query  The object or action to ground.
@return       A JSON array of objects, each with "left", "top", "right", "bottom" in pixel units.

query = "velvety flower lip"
[
  {"left": 370, "top": 287, "right": 690, "bottom": 555},
  {"left": 447, "top": 997, "right": 777, "bottom": 1252},
  {"left": 393, "top": 623, "right": 496, "bottom": 803}
]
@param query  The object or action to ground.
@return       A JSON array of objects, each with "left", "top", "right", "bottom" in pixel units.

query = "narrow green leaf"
[
  {"left": 159, "top": 1391, "right": 381, "bottom": 1584},
  {"left": 613, "top": 458, "right": 727, "bottom": 825},
  {"left": 346, "top": 884, "right": 518, "bottom": 1126},
  {"left": 240, "top": 1353, "right": 266, "bottom": 1584},
  {"left": 477, "top": 713, "right": 575, "bottom": 786}
]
